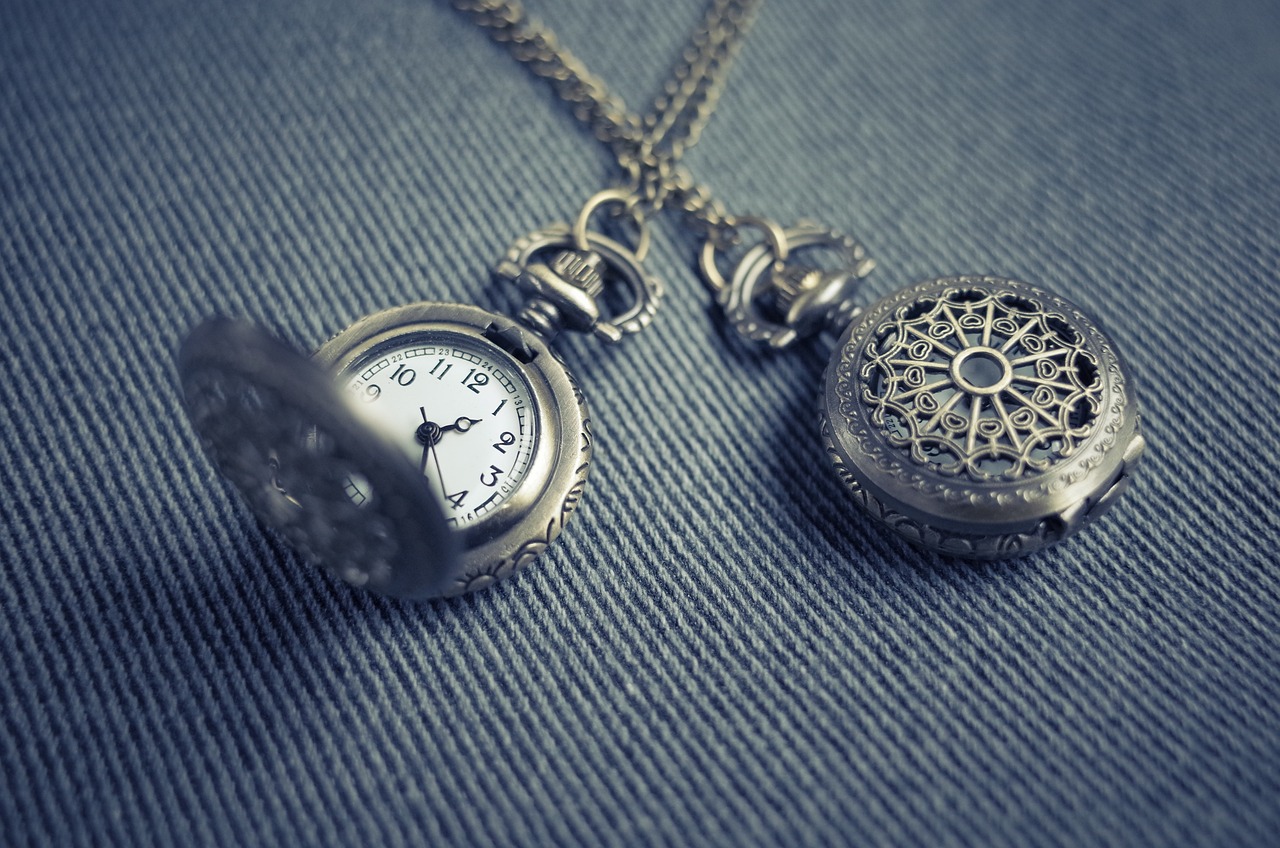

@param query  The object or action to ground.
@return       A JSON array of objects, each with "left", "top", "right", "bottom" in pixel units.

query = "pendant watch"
[
  {"left": 703, "top": 224, "right": 1144, "bottom": 556},
  {"left": 180, "top": 199, "right": 660, "bottom": 599}
]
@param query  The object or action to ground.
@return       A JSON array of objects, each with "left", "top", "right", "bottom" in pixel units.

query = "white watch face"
[{"left": 336, "top": 331, "right": 539, "bottom": 528}]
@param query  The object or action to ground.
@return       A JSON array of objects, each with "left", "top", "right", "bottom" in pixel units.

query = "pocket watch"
[
  {"left": 179, "top": 195, "right": 661, "bottom": 599},
  {"left": 702, "top": 222, "right": 1144, "bottom": 557}
]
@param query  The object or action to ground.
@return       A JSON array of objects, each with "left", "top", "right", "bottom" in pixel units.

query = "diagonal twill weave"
[{"left": 1, "top": 0, "right": 1279, "bottom": 845}]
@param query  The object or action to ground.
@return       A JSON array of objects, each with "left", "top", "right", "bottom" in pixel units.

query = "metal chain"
[
  {"left": 452, "top": 0, "right": 870, "bottom": 344},
  {"left": 450, "top": 0, "right": 758, "bottom": 234}
]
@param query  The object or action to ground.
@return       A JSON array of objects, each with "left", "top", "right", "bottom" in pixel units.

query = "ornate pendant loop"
[
  {"left": 495, "top": 198, "right": 664, "bottom": 343},
  {"left": 700, "top": 221, "right": 874, "bottom": 348}
]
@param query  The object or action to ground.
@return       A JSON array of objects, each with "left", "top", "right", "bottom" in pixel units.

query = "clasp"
[
  {"left": 495, "top": 190, "right": 664, "bottom": 343},
  {"left": 700, "top": 220, "right": 876, "bottom": 348}
]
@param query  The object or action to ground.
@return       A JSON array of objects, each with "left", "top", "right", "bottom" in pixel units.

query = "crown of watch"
[
  {"left": 551, "top": 249, "right": 606, "bottom": 297},
  {"left": 768, "top": 264, "right": 827, "bottom": 311}
]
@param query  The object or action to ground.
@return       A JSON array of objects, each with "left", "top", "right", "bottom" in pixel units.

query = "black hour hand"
[{"left": 440, "top": 416, "right": 482, "bottom": 434}]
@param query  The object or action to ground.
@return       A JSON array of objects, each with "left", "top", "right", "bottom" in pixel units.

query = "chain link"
[{"left": 450, "top": 0, "right": 758, "bottom": 232}]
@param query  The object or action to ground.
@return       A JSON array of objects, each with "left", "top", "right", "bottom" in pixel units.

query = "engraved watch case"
[{"left": 820, "top": 276, "right": 1144, "bottom": 558}]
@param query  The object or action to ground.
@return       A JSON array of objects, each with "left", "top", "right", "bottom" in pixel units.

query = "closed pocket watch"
[
  {"left": 703, "top": 222, "right": 1145, "bottom": 557},
  {"left": 820, "top": 276, "right": 1144, "bottom": 557}
]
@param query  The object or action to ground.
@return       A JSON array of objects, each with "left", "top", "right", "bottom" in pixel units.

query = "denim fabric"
[{"left": 2, "top": 0, "right": 1279, "bottom": 845}]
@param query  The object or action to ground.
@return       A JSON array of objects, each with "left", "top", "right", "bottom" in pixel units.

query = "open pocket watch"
[
  {"left": 179, "top": 193, "right": 660, "bottom": 599},
  {"left": 703, "top": 221, "right": 1145, "bottom": 558}
]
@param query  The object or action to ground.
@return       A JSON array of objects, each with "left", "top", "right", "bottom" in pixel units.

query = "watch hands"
[
  {"left": 416, "top": 409, "right": 486, "bottom": 496},
  {"left": 418, "top": 440, "right": 432, "bottom": 477},
  {"left": 428, "top": 441, "right": 448, "bottom": 497},
  {"left": 440, "top": 416, "right": 483, "bottom": 434},
  {"left": 417, "top": 409, "right": 484, "bottom": 440},
  {"left": 415, "top": 407, "right": 449, "bottom": 493}
]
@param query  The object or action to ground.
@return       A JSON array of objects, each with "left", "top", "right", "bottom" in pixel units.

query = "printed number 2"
[{"left": 461, "top": 368, "right": 489, "bottom": 393}]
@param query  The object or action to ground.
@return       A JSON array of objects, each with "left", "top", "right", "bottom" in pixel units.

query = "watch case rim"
[{"left": 313, "top": 301, "right": 592, "bottom": 597}]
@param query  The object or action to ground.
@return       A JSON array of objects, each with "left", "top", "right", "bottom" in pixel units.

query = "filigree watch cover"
[
  {"left": 821, "top": 277, "right": 1144, "bottom": 557},
  {"left": 179, "top": 318, "right": 459, "bottom": 598}
]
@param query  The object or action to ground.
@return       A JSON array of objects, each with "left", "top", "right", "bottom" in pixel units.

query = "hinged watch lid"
[{"left": 178, "top": 317, "right": 458, "bottom": 600}]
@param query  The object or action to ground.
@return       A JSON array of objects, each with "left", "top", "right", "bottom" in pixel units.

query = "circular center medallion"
[{"left": 951, "top": 347, "right": 1012, "bottom": 394}]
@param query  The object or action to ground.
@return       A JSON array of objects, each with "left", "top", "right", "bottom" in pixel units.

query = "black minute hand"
[{"left": 415, "top": 407, "right": 449, "bottom": 493}]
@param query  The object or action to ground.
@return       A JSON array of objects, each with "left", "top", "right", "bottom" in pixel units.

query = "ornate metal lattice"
[
  {"left": 183, "top": 368, "right": 401, "bottom": 587},
  {"left": 179, "top": 318, "right": 456, "bottom": 599},
  {"left": 860, "top": 285, "right": 1103, "bottom": 481}
]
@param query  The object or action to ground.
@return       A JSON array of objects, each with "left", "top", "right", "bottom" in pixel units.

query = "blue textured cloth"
[{"left": 3, "top": 0, "right": 1279, "bottom": 845}]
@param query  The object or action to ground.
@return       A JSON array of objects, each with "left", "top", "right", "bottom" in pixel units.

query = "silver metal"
[
  {"left": 455, "top": 0, "right": 766, "bottom": 345},
  {"left": 179, "top": 318, "right": 460, "bottom": 599},
  {"left": 495, "top": 195, "right": 663, "bottom": 343},
  {"left": 452, "top": 1, "right": 1146, "bottom": 555},
  {"left": 451, "top": 0, "right": 759, "bottom": 227},
  {"left": 183, "top": 0, "right": 1147, "bottom": 602},
  {"left": 180, "top": 304, "right": 591, "bottom": 599},
  {"left": 821, "top": 276, "right": 1144, "bottom": 558},
  {"left": 701, "top": 221, "right": 875, "bottom": 347},
  {"left": 572, "top": 188, "right": 650, "bottom": 261},
  {"left": 312, "top": 302, "right": 591, "bottom": 595},
  {"left": 179, "top": 1, "right": 759, "bottom": 598}
]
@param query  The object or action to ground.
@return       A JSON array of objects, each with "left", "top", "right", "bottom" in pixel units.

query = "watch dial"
[{"left": 336, "top": 332, "right": 538, "bottom": 528}]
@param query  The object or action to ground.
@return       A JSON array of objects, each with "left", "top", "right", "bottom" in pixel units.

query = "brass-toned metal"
[{"left": 821, "top": 277, "right": 1143, "bottom": 557}]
